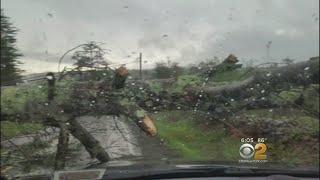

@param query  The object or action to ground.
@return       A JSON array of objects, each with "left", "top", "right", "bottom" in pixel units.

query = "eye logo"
[
  {"left": 239, "top": 143, "right": 268, "bottom": 160},
  {"left": 239, "top": 143, "right": 255, "bottom": 159}
]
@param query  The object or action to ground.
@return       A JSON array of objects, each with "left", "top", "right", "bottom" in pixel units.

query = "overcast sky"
[{"left": 2, "top": 0, "right": 319, "bottom": 74}]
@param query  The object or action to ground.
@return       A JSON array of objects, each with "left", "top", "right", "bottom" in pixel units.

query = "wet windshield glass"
[{"left": 1, "top": 0, "right": 319, "bottom": 179}]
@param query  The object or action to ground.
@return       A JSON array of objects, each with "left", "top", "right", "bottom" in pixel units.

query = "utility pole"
[
  {"left": 266, "top": 41, "right": 272, "bottom": 61},
  {"left": 139, "top": 52, "right": 142, "bottom": 80}
]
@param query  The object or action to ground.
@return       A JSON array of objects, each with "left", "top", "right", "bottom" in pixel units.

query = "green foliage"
[
  {"left": 135, "top": 110, "right": 146, "bottom": 118},
  {"left": 153, "top": 61, "right": 183, "bottom": 79},
  {"left": 147, "top": 81, "right": 163, "bottom": 94},
  {"left": 54, "top": 79, "right": 75, "bottom": 105},
  {"left": 151, "top": 111, "right": 239, "bottom": 161},
  {"left": 72, "top": 42, "right": 108, "bottom": 71},
  {"left": 212, "top": 68, "right": 253, "bottom": 82},
  {"left": 170, "top": 75, "right": 202, "bottom": 94},
  {"left": 278, "top": 89, "right": 301, "bottom": 103},
  {"left": 1, "top": 121, "right": 43, "bottom": 139},
  {"left": 270, "top": 85, "right": 319, "bottom": 113},
  {"left": 303, "top": 84, "right": 319, "bottom": 113},
  {"left": 1, "top": 80, "right": 74, "bottom": 118},
  {"left": 1, "top": 9, "right": 23, "bottom": 85},
  {"left": 236, "top": 108, "right": 319, "bottom": 143},
  {"left": 1, "top": 85, "right": 47, "bottom": 116}
]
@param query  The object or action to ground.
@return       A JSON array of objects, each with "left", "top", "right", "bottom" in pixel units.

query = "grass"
[
  {"left": 1, "top": 79, "right": 74, "bottom": 117},
  {"left": 1, "top": 86, "right": 45, "bottom": 115},
  {"left": 151, "top": 111, "right": 240, "bottom": 161},
  {"left": 151, "top": 109, "right": 319, "bottom": 167},
  {"left": 1, "top": 121, "right": 43, "bottom": 139}
]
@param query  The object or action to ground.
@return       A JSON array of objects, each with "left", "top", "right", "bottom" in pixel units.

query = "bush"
[{"left": 153, "top": 61, "right": 183, "bottom": 79}]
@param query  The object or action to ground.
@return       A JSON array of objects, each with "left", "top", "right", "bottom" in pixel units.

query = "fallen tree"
[
  {"left": 1, "top": 55, "right": 318, "bottom": 172},
  {"left": 14, "top": 65, "right": 158, "bottom": 169},
  {"left": 201, "top": 57, "right": 319, "bottom": 98}
]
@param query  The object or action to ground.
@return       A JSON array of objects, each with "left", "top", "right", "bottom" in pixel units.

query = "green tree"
[
  {"left": 72, "top": 42, "right": 107, "bottom": 71},
  {"left": 1, "top": 9, "right": 23, "bottom": 85},
  {"left": 71, "top": 42, "right": 108, "bottom": 80},
  {"left": 153, "top": 60, "right": 183, "bottom": 79},
  {"left": 282, "top": 57, "right": 294, "bottom": 65}
]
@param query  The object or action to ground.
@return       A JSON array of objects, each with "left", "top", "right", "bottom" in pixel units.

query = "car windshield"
[{"left": 1, "top": 0, "right": 319, "bottom": 179}]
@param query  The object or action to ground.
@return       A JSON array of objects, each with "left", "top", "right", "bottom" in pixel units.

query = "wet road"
[{"left": 1, "top": 115, "right": 173, "bottom": 174}]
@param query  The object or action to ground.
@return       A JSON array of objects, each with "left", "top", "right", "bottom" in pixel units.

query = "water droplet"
[
  {"left": 131, "top": 82, "right": 136, "bottom": 86},
  {"left": 256, "top": 84, "right": 260, "bottom": 87},
  {"left": 304, "top": 67, "right": 310, "bottom": 71},
  {"left": 44, "top": 102, "right": 49, "bottom": 106},
  {"left": 266, "top": 73, "right": 272, "bottom": 77},
  {"left": 261, "top": 90, "right": 265, "bottom": 94},
  {"left": 177, "top": 106, "right": 181, "bottom": 110},
  {"left": 66, "top": 122, "right": 70, "bottom": 126},
  {"left": 250, "top": 87, "right": 254, "bottom": 90},
  {"left": 38, "top": 85, "right": 43, "bottom": 89},
  {"left": 46, "top": 75, "right": 53, "bottom": 80},
  {"left": 266, "top": 81, "right": 270, "bottom": 84},
  {"left": 139, "top": 87, "right": 143, "bottom": 90},
  {"left": 102, "top": 73, "right": 107, "bottom": 76},
  {"left": 261, "top": 97, "right": 266, "bottom": 100},
  {"left": 269, "top": 109, "right": 273, "bottom": 112},
  {"left": 156, "top": 99, "right": 160, "bottom": 102},
  {"left": 91, "top": 100, "right": 95, "bottom": 103},
  {"left": 198, "top": 66, "right": 202, "bottom": 70},
  {"left": 230, "top": 98, "right": 234, "bottom": 102},
  {"left": 199, "top": 94, "right": 203, "bottom": 98}
]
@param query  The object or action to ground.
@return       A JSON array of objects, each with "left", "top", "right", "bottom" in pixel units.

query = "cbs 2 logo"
[{"left": 239, "top": 143, "right": 267, "bottom": 160}]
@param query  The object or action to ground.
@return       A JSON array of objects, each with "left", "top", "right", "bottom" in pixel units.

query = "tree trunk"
[
  {"left": 68, "top": 118, "right": 110, "bottom": 162},
  {"left": 54, "top": 123, "right": 69, "bottom": 170},
  {"left": 201, "top": 59, "right": 319, "bottom": 99}
]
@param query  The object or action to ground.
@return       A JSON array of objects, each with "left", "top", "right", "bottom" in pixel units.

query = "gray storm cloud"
[{"left": 1, "top": 0, "right": 319, "bottom": 74}]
